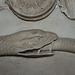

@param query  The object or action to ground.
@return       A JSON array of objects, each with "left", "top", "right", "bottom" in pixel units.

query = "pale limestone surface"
[{"left": 0, "top": 1, "right": 75, "bottom": 75}]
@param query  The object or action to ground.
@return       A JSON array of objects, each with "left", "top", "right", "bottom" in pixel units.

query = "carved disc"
[{"left": 6, "top": 0, "right": 56, "bottom": 21}]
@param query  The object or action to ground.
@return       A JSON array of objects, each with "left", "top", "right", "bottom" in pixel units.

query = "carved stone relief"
[
  {"left": 0, "top": 0, "right": 75, "bottom": 75},
  {"left": 1, "top": 0, "right": 75, "bottom": 20},
  {"left": 0, "top": 0, "right": 75, "bottom": 58},
  {"left": 58, "top": 0, "right": 75, "bottom": 19},
  {"left": 0, "top": 29, "right": 75, "bottom": 57},
  {"left": 5, "top": 0, "right": 56, "bottom": 21}
]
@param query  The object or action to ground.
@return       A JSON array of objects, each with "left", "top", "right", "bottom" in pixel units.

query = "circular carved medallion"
[{"left": 6, "top": 0, "right": 56, "bottom": 21}]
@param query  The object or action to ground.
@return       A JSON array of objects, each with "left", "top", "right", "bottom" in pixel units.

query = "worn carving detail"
[
  {"left": 0, "top": 6, "right": 8, "bottom": 11},
  {"left": 5, "top": 0, "right": 56, "bottom": 21},
  {"left": 1, "top": 0, "right": 75, "bottom": 20},
  {"left": 0, "top": 29, "right": 75, "bottom": 57},
  {"left": 0, "top": 29, "right": 58, "bottom": 57},
  {"left": 58, "top": 0, "right": 75, "bottom": 19},
  {"left": 0, "top": 6, "right": 5, "bottom": 11}
]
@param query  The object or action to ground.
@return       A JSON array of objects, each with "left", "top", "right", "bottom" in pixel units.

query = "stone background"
[{"left": 0, "top": 1, "right": 75, "bottom": 75}]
